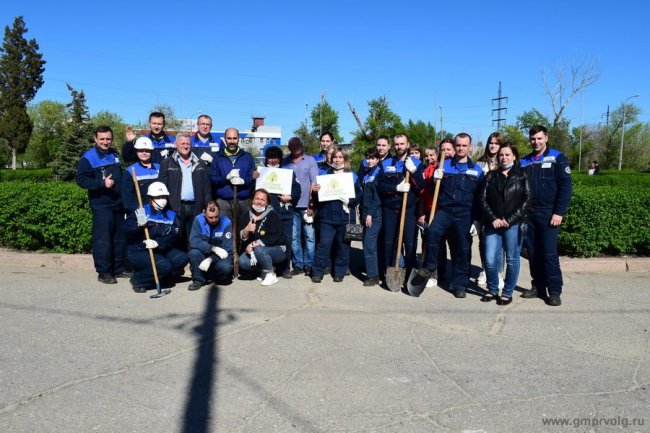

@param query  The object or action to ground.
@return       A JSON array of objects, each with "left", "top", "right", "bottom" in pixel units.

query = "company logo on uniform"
[
  {"left": 225, "top": 232, "right": 232, "bottom": 239},
  {"left": 565, "top": 167, "right": 571, "bottom": 174}
]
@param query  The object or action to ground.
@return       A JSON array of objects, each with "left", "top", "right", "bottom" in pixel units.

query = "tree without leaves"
[
  {"left": 542, "top": 58, "right": 600, "bottom": 128},
  {"left": 0, "top": 16, "right": 45, "bottom": 168}
]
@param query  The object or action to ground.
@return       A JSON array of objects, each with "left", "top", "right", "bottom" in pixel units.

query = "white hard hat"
[
  {"left": 134, "top": 136, "right": 154, "bottom": 150},
  {"left": 147, "top": 182, "right": 169, "bottom": 197}
]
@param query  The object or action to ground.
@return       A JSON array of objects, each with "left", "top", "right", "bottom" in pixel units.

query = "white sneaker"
[
  {"left": 426, "top": 277, "right": 436, "bottom": 288},
  {"left": 261, "top": 272, "right": 279, "bottom": 286},
  {"left": 477, "top": 270, "right": 487, "bottom": 286},
  {"left": 498, "top": 275, "right": 505, "bottom": 290}
]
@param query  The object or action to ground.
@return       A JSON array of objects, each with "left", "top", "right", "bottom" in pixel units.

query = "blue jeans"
[
  {"left": 485, "top": 224, "right": 522, "bottom": 297},
  {"left": 239, "top": 245, "right": 287, "bottom": 274},
  {"left": 525, "top": 212, "right": 563, "bottom": 295},
  {"left": 187, "top": 248, "right": 233, "bottom": 283},
  {"left": 362, "top": 213, "right": 382, "bottom": 279},
  {"left": 291, "top": 209, "right": 316, "bottom": 270}
]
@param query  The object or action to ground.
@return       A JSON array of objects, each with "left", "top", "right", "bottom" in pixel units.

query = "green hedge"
[
  {"left": 0, "top": 180, "right": 648, "bottom": 257},
  {"left": 0, "top": 182, "right": 92, "bottom": 253},
  {"left": 0, "top": 168, "right": 54, "bottom": 182},
  {"left": 571, "top": 170, "right": 650, "bottom": 187},
  {"left": 559, "top": 184, "right": 650, "bottom": 257}
]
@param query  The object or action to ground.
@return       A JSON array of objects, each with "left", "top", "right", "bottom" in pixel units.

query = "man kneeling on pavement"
[{"left": 187, "top": 200, "right": 234, "bottom": 290}]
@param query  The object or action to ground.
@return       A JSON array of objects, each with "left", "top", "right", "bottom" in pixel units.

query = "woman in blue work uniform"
[{"left": 310, "top": 147, "right": 362, "bottom": 283}]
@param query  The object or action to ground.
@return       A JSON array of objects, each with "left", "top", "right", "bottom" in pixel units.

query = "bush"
[
  {"left": 571, "top": 170, "right": 650, "bottom": 187},
  {"left": 0, "top": 182, "right": 92, "bottom": 253},
  {"left": 559, "top": 184, "right": 650, "bottom": 257},
  {"left": 0, "top": 168, "right": 53, "bottom": 182}
]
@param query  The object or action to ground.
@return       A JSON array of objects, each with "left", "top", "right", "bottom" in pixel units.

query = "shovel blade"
[
  {"left": 407, "top": 268, "right": 432, "bottom": 297},
  {"left": 385, "top": 267, "right": 405, "bottom": 292},
  {"left": 150, "top": 288, "right": 171, "bottom": 299}
]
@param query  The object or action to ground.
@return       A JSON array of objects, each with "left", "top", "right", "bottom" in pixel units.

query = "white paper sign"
[
  {"left": 317, "top": 172, "right": 355, "bottom": 202},
  {"left": 255, "top": 166, "right": 293, "bottom": 195}
]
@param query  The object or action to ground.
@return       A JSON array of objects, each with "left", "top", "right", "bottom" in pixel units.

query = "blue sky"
[{"left": 2, "top": 1, "right": 648, "bottom": 143}]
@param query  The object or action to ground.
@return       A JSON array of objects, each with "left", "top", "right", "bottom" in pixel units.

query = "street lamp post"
[{"left": 618, "top": 94, "right": 640, "bottom": 171}]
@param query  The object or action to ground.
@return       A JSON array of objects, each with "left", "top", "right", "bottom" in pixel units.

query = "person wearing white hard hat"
[
  {"left": 121, "top": 136, "right": 160, "bottom": 213},
  {"left": 124, "top": 181, "right": 189, "bottom": 293}
]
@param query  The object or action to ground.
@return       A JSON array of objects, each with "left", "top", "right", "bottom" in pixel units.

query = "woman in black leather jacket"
[{"left": 480, "top": 143, "right": 531, "bottom": 305}]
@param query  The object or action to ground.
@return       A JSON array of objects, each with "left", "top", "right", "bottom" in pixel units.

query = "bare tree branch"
[{"left": 542, "top": 58, "right": 600, "bottom": 127}]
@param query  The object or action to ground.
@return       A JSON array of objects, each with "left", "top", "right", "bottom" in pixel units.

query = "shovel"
[
  {"left": 407, "top": 153, "right": 445, "bottom": 297},
  {"left": 131, "top": 168, "right": 171, "bottom": 299},
  {"left": 386, "top": 172, "right": 410, "bottom": 292}
]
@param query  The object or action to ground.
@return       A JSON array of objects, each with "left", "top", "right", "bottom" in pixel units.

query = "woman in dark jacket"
[
  {"left": 238, "top": 188, "right": 287, "bottom": 286},
  {"left": 480, "top": 143, "right": 531, "bottom": 305},
  {"left": 310, "top": 147, "right": 362, "bottom": 283}
]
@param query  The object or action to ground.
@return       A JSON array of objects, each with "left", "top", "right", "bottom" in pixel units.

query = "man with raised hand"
[{"left": 122, "top": 112, "right": 176, "bottom": 164}]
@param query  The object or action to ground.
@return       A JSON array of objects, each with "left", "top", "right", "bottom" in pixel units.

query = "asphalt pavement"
[{"left": 0, "top": 247, "right": 648, "bottom": 433}]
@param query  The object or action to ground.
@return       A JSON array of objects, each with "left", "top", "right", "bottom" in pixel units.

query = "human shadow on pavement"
[{"left": 181, "top": 284, "right": 231, "bottom": 433}]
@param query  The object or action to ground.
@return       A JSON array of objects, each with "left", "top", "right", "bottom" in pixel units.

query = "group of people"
[{"left": 77, "top": 112, "right": 572, "bottom": 306}]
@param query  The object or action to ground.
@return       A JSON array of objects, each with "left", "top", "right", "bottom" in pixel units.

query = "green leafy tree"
[
  {"left": 0, "top": 16, "right": 46, "bottom": 168},
  {"left": 351, "top": 96, "right": 404, "bottom": 164},
  {"left": 138, "top": 103, "right": 182, "bottom": 131},
  {"left": 293, "top": 122, "right": 319, "bottom": 155},
  {"left": 25, "top": 100, "right": 66, "bottom": 168},
  {"left": 310, "top": 99, "right": 343, "bottom": 143},
  {"left": 404, "top": 119, "right": 436, "bottom": 147},
  {"left": 92, "top": 110, "right": 126, "bottom": 153},
  {"left": 500, "top": 124, "right": 528, "bottom": 151},
  {"left": 52, "top": 84, "right": 93, "bottom": 180}
]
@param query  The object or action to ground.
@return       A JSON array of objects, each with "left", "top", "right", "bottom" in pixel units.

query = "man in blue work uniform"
[
  {"left": 209, "top": 127, "right": 256, "bottom": 222},
  {"left": 122, "top": 112, "right": 175, "bottom": 164},
  {"left": 412, "top": 132, "right": 485, "bottom": 298},
  {"left": 376, "top": 133, "right": 422, "bottom": 284},
  {"left": 519, "top": 125, "right": 572, "bottom": 306},
  {"left": 76, "top": 125, "right": 128, "bottom": 284},
  {"left": 191, "top": 114, "right": 220, "bottom": 164},
  {"left": 187, "top": 200, "right": 234, "bottom": 290}
]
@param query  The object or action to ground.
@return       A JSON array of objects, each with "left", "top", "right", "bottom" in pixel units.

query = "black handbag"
[{"left": 344, "top": 223, "right": 364, "bottom": 242}]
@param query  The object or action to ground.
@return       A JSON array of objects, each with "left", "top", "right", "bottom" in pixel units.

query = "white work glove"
[
  {"left": 303, "top": 213, "right": 314, "bottom": 224},
  {"left": 338, "top": 196, "right": 350, "bottom": 206},
  {"left": 249, "top": 250, "right": 257, "bottom": 266},
  {"left": 469, "top": 221, "right": 481, "bottom": 237},
  {"left": 433, "top": 169, "right": 444, "bottom": 180},
  {"left": 211, "top": 246, "right": 228, "bottom": 260},
  {"left": 200, "top": 153, "right": 213, "bottom": 164},
  {"left": 396, "top": 180, "right": 410, "bottom": 193},
  {"left": 405, "top": 157, "right": 417, "bottom": 174},
  {"left": 143, "top": 239, "right": 159, "bottom": 249},
  {"left": 134, "top": 208, "right": 147, "bottom": 227},
  {"left": 230, "top": 176, "right": 245, "bottom": 186},
  {"left": 226, "top": 168, "right": 240, "bottom": 180},
  {"left": 199, "top": 257, "right": 212, "bottom": 272},
  {"left": 159, "top": 149, "right": 169, "bottom": 158}
]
